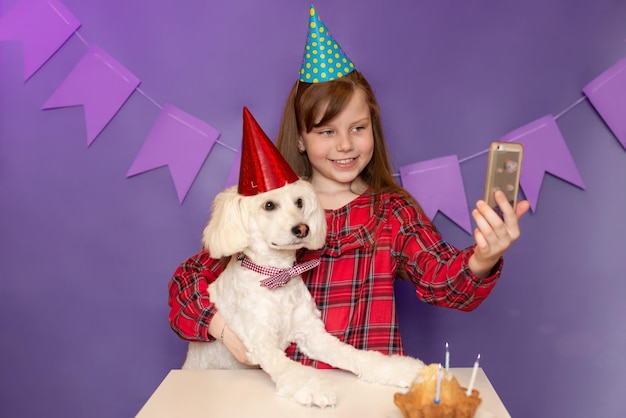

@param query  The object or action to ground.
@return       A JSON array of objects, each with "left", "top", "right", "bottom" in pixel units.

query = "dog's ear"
[
  {"left": 202, "top": 186, "right": 250, "bottom": 257},
  {"left": 301, "top": 181, "right": 327, "bottom": 250}
]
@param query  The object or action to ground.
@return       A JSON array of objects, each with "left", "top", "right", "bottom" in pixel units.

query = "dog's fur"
[{"left": 183, "top": 180, "right": 425, "bottom": 407}]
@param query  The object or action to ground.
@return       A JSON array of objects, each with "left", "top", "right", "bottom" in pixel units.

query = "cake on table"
[{"left": 394, "top": 363, "right": 481, "bottom": 418}]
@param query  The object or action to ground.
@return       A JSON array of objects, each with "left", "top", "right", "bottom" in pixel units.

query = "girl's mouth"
[{"left": 331, "top": 157, "right": 357, "bottom": 166}]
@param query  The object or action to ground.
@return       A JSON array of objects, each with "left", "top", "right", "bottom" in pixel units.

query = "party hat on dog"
[
  {"left": 238, "top": 107, "right": 299, "bottom": 196},
  {"left": 299, "top": 5, "right": 355, "bottom": 83}
]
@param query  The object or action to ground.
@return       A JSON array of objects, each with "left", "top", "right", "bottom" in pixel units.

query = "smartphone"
[{"left": 483, "top": 141, "right": 523, "bottom": 215}]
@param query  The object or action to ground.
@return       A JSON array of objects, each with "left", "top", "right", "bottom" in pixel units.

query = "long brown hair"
[{"left": 276, "top": 70, "right": 423, "bottom": 211}]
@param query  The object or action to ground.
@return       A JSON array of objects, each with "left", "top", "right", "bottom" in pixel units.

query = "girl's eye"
[
  {"left": 264, "top": 201, "right": 276, "bottom": 211},
  {"left": 319, "top": 130, "right": 334, "bottom": 136},
  {"left": 295, "top": 198, "right": 303, "bottom": 208},
  {"left": 351, "top": 126, "right": 365, "bottom": 133}
]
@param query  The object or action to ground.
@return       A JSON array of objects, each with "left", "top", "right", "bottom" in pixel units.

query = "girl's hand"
[
  {"left": 209, "top": 312, "right": 257, "bottom": 366},
  {"left": 469, "top": 190, "right": 530, "bottom": 278}
]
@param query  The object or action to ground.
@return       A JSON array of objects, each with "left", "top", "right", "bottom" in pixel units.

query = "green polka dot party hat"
[{"left": 299, "top": 5, "right": 355, "bottom": 83}]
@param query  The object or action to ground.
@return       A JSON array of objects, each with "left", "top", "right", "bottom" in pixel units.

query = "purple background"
[{"left": 1, "top": 1, "right": 625, "bottom": 417}]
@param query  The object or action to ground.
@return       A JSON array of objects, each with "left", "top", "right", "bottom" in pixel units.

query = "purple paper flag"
[
  {"left": 127, "top": 103, "right": 220, "bottom": 204},
  {"left": 0, "top": 0, "right": 80, "bottom": 81},
  {"left": 500, "top": 115, "right": 585, "bottom": 212},
  {"left": 42, "top": 44, "right": 140, "bottom": 145},
  {"left": 399, "top": 155, "right": 472, "bottom": 234},
  {"left": 583, "top": 57, "right": 626, "bottom": 149}
]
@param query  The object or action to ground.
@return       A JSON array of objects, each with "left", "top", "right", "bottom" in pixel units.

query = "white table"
[{"left": 136, "top": 368, "right": 511, "bottom": 418}]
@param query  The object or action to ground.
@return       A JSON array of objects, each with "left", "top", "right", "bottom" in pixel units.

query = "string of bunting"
[{"left": 1, "top": 0, "right": 625, "bottom": 234}]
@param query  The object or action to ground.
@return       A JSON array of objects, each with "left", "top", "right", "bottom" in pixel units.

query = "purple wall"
[{"left": 1, "top": 1, "right": 625, "bottom": 417}]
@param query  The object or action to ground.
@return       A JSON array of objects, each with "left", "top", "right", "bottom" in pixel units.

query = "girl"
[{"left": 168, "top": 5, "right": 530, "bottom": 368}]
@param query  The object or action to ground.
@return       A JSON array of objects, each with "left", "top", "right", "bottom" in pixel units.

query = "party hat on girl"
[
  {"left": 238, "top": 107, "right": 299, "bottom": 196},
  {"left": 299, "top": 5, "right": 355, "bottom": 83}
]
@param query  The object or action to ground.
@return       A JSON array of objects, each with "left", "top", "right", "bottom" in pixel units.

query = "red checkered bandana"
[{"left": 238, "top": 254, "right": 321, "bottom": 289}]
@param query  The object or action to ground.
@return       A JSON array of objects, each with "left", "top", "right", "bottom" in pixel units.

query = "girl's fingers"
[
  {"left": 514, "top": 199, "right": 531, "bottom": 219},
  {"left": 474, "top": 201, "right": 505, "bottom": 240}
]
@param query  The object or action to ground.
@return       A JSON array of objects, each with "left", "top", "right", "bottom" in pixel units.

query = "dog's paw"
[
  {"left": 290, "top": 379, "right": 337, "bottom": 408},
  {"left": 275, "top": 367, "right": 337, "bottom": 408},
  {"left": 358, "top": 354, "right": 425, "bottom": 387}
]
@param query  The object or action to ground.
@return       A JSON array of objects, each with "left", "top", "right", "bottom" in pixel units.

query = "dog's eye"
[
  {"left": 296, "top": 198, "right": 303, "bottom": 209},
  {"left": 264, "top": 201, "right": 276, "bottom": 211}
]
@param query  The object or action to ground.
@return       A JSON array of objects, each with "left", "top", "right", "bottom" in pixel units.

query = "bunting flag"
[
  {"left": 126, "top": 103, "right": 220, "bottom": 204},
  {"left": 583, "top": 57, "right": 626, "bottom": 150},
  {"left": 500, "top": 115, "right": 585, "bottom": 212},
  {"left": 42, "top": 44, "right": 140, "bottom": 145},
  {"left": 0, "top": 0, "right": 80, "bottom": 81},
  {"left": 399, "top": 155, "right": 472, "bottom": 234}
]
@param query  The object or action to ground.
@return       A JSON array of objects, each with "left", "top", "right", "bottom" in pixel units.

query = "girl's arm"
[
  {"left": 168, "top": 251, "right": 255, "bottom": 365},
  {"left": 392, "top": 197, "right": 502, "bottom": 311},
  {"left": 168, "top": 251, "right": 227, "bottom": 341}
]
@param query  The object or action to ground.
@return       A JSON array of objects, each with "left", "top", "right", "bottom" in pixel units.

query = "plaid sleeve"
[
  {"left": 167, "top": 251, "right": 227, "bottom": 341},
  {"left": 391, "top": 196, "right": 503, "bottom": 311}
]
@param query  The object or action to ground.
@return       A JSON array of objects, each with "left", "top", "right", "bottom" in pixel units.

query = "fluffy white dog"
[{"left": 183, "top": 179, "right": 425, "bottom": 407}]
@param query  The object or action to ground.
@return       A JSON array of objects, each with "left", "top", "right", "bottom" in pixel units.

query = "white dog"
[{"left": 183, "top": 179, "right": 425, "bottom": 407}]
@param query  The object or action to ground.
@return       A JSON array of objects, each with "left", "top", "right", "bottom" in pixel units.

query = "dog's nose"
[{"left": 291, "top": 224, "right": 309, "bottom": 238}]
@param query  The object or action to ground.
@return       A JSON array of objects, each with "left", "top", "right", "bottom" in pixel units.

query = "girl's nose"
[{"left": 335, "top": 133, "right": 353, "bottom": 151}]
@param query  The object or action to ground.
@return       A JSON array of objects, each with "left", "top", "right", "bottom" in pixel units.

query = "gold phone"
[{"left": 483, "top": 141, "right": 523, "bottom": 214}]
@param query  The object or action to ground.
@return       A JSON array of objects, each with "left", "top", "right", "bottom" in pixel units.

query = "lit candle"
[
  {"left": 465, "top": 354, "right": 481, "bottom": 396},
  {"left": 434, "top": 363, "right": 442, "bottom": 404},
  {"left": 445, "top": 342, "right": 450, "bottom": 371}
]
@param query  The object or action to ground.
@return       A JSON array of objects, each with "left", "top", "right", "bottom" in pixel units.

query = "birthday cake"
[{"left": 394, "top": 364, "right": 481, "bottom": 418}]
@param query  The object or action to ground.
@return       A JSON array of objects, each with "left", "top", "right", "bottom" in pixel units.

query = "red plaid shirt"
[{"left": 168, "top": 191, "right": 502, "bottom": 368}]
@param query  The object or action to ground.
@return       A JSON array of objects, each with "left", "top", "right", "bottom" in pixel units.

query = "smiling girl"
[{"left": 168, "top": 5, "right": 530, "bottom": 368}]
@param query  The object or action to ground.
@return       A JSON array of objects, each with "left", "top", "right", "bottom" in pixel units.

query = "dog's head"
[{"left": 202, "top": 180, "right": 326, "bottom": 258}]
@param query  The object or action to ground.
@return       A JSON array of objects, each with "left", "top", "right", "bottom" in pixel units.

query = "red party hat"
[{"left": 238, "top": 107, "right": 299, "bottom": 196}]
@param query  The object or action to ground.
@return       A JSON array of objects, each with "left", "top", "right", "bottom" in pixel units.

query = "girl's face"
[{"left": 298, "top": 88, "right": 374, "bottom": 192}]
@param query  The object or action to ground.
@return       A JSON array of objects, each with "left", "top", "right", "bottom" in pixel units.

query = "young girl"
[{"left": 168, "top": 5, "right": 530, "bottom": 368}]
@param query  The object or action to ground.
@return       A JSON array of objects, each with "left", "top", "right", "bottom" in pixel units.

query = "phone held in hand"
[{"left": 483, "top": 141, "right": 523, "bottom": 215}]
